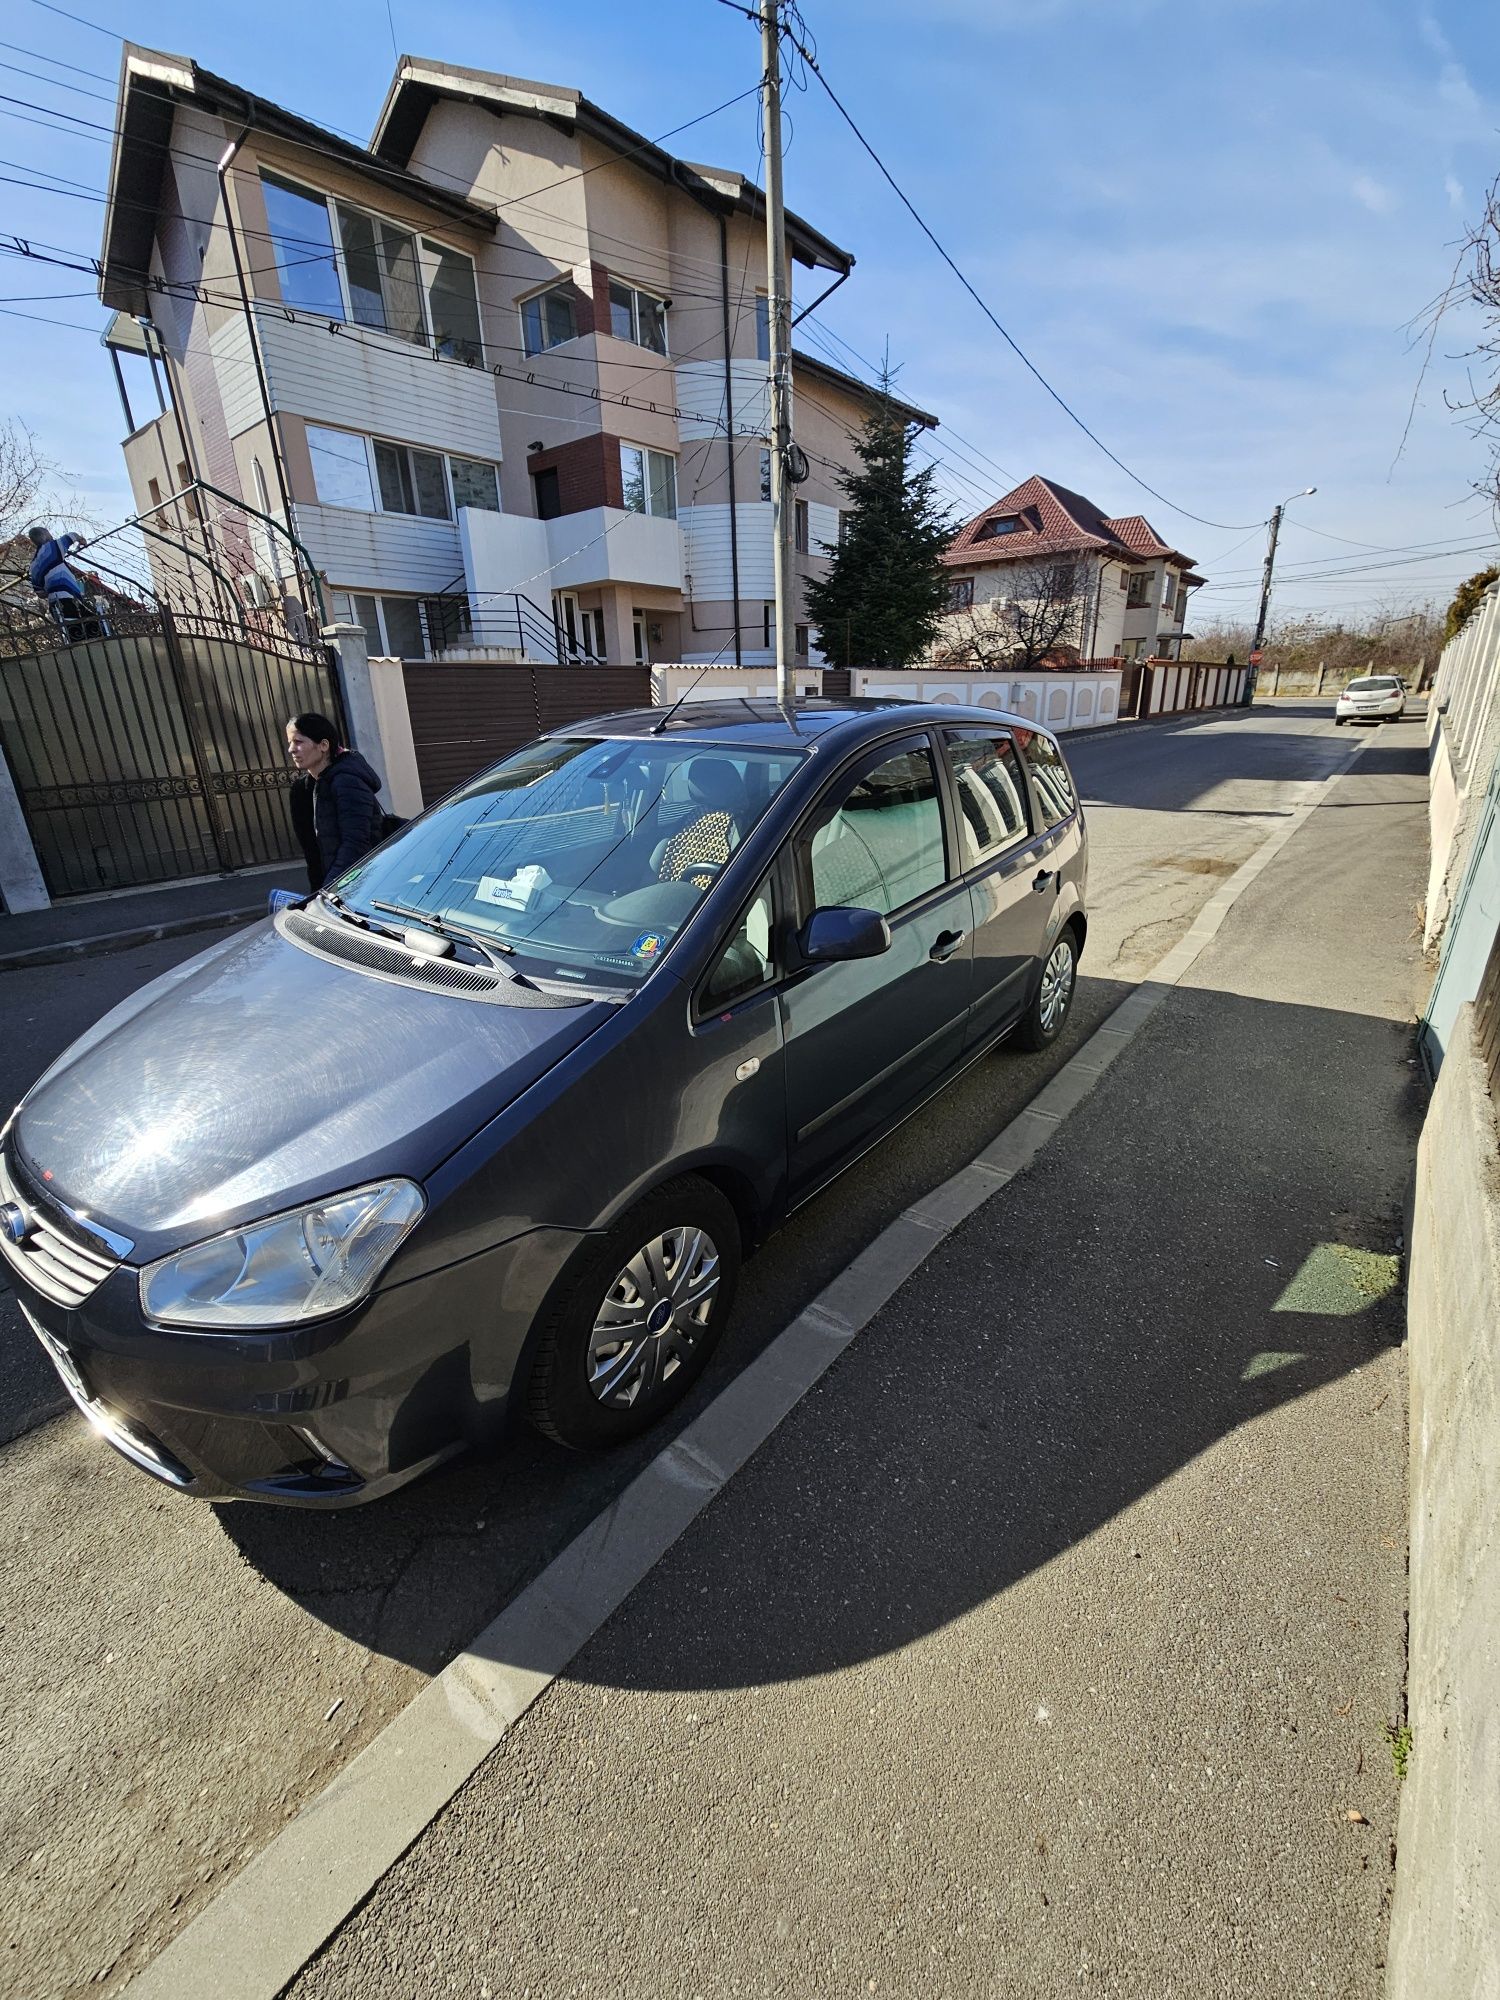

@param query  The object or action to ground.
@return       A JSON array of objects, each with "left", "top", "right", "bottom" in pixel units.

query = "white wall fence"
[
  {"left": 850, "top": 667, "right": 1122, "bottom": 732},
  {"left": 1422, "top": 579, "right": 1500, "bottom": 1051},
  {"left": 1391, "top": 585, "right": 1500, "bottom": 2000}
]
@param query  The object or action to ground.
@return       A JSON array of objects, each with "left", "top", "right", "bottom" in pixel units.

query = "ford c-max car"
[{"left": 1, "top": 701, "right": 1087, "bottom": 1506}]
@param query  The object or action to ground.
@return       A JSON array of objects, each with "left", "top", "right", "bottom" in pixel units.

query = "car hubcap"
[
  {"left": 587, "top": 1226, "right": 722, "bottom": 1408},
  {"left": 1039, "top": 939, "right": 1075, "bottom": 1033}
]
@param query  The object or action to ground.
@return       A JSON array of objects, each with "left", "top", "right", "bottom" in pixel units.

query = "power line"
[{"left": 774, "top": 14, "right": 1264, "bottom": 534}]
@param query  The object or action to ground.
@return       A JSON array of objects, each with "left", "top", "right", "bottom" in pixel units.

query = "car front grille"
[{"left": 0, "top": 1150, "right": 121, "bottom": 1307}]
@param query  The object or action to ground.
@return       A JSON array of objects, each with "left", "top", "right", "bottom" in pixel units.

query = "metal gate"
[{"left": 0, "top": 606, "right": 345, "bottom": 896}]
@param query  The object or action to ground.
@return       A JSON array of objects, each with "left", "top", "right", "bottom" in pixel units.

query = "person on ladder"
[{"left": 26, "top": 523, "right": 104, "bottom": 642}]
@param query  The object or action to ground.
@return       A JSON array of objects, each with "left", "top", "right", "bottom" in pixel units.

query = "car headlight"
[{"left": 139, "top": 1179, "right": 425, "bottom": 1330}]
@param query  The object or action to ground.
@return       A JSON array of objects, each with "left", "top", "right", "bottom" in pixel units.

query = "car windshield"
[
  {"left": 1350, "top": 678, "right": 1400, "bottom": 691},
  {"left": 329, "top": 735, "right": 804, "bottom": 991}
]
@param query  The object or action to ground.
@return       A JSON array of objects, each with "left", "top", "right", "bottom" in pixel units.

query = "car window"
[
  {"left": 702, "top": 875, "right": 776, "bottom": 1008},
  {"left": 800, "top": 741, "right": 947, "bottom": 918},
  {"left": 1350, "top": 678, "right": 1399, "bottom": 691},
  {"left": 943, "top": 731, "right": 1031, "bottom": 865},
  {"left": 1014, "top": 729, "right": 1077, "bottom": 831}
]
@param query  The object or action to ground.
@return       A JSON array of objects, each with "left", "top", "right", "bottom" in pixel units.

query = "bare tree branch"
[{"left": 933, "top": 557, "right": 1094, "bottom": 670}]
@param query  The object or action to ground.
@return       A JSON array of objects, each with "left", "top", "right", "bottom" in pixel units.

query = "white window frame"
[
  {"left": 308, "top": 424, "right": 502, "bottom": 523},
  {"left": 608, "top": 279, "right": 669, "bottom": 355},
  {"left": 619, "top": 443, "right": 678, "bottom": 520},
  {"left": 259, "top": 168, "right": 482, "bottom": 361},
  {"left": 519, "top": 281, "right": 579, "bottom": 358}
]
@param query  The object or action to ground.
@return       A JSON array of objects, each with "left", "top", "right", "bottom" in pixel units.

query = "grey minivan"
[{"left": 1, "top": 701, "right": 1087, "bottom": 1505}]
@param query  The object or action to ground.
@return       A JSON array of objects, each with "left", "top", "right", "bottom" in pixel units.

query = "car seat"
[{"left": 651, "top": 758, "right": 746, "bottom": 890}]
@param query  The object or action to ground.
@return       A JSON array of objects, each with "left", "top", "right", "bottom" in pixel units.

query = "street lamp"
[{"left": 1245, "top": 488, "right": 1317, "bottom": 704}]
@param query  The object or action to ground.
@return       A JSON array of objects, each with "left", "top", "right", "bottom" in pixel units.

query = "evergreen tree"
[{"left": 803, "top": 377, "right": 955, "bottom": 669}]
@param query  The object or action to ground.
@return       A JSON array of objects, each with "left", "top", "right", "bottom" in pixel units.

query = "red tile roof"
[{"left": 941, "top": 476, "right": 1198, "bottom": 572}]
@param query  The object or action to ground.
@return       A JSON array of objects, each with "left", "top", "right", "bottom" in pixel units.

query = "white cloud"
[
  {"left": 1445, "top": 173, "right": 1466, "bottom": 211},
  {"left": 1352, "top": 175, "right": 1393, "bottom": 215}
]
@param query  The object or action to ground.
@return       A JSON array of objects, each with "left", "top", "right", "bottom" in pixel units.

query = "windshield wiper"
[{"left": 370, "top": 900, "right": 534, "bottom": 985}]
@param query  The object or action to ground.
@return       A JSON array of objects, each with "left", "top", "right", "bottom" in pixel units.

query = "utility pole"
[
  {"left": 759, "top": 0, "right": 796, "bottom": 711},
  {"left": 1245, "top": 486, "right": 1315, "bottom": 706}
]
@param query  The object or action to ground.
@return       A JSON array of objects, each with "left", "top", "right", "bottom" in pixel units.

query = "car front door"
[
  {"left": 939, "top": 727, "right": 1054, "bottom": 1048},
  {"left": 781, "top": 732, "right": 974, "bottom": 1200}
]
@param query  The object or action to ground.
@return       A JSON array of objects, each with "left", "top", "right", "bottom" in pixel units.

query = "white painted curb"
[{"left": 122, "top": 736, "right": 1369, "bottom": 2000}]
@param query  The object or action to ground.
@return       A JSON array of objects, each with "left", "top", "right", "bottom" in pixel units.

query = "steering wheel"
[{"left": 680, "top": 861, "right": 725, "bottom": 890}]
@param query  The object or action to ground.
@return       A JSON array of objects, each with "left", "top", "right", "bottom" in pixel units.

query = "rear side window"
[
  {"left": 1015, "top": 729, "right": 1077, "bottom": 831},
  {"left": 800, "top": 741, "right": 947, "bottom": 918},
  {"left": 943, "top": 731, "right": 1031, "bottom": 865}
]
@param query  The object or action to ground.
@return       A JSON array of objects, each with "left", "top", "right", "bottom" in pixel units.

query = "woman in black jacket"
[{"left": 286, "top": 711, "right": 385, "bottom": 892}]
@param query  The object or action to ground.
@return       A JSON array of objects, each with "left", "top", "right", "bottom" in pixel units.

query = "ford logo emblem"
[{"left": 0, "top": 1202, "right": 29, "bottom": 1246}]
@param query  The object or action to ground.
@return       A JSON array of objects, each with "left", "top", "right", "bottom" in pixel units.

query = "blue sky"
[{"left": 3, "top": 0, "right": 1498, "bottom": 629}]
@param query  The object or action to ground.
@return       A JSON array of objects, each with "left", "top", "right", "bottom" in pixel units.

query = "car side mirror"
[{"left": 799, "top": 906, "right": 892, "bottom": 964}]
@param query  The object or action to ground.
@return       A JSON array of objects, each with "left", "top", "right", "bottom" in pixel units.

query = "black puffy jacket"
[{"left": 290, "top": 750, "right": 384, "bottom": 891}]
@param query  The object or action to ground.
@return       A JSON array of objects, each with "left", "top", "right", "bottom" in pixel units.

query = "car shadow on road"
[{"left": 217, "top": 973, "right": 1419, "bottom": 1686}]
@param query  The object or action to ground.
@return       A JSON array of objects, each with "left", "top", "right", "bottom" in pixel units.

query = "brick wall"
[{"left": 526, "top": 432, "right": 621, "bottom": 517}]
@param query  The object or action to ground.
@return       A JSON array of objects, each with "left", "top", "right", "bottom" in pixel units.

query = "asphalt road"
[{"left": 0, "top": 704, "right": 1398, "bottom": 2000}]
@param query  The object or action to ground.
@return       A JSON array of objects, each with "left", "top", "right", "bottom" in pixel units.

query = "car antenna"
[{"left": 649, "top": 661, "right": 716, "bottom": 734}]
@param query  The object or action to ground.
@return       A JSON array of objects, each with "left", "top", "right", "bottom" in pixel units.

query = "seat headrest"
[{"left": 684, "top": 757, "right": 744, "bottom": 814}]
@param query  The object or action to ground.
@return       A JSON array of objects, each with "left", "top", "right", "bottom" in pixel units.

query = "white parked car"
[{"left": 1335, "top": 676, "right": 1406, "bottom": 725}]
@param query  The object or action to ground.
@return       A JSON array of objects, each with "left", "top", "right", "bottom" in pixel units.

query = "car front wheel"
[
  {"left": 526, "top": 1176, "right": 741, "bottom": 1448},
  {"left": 1012, "top": 928, "right": 1078, "bottom": 1052}
]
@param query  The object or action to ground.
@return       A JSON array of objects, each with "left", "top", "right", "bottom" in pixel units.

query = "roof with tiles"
[{"left": 941, "top": 475, "right": 1197, "bottom": 572}]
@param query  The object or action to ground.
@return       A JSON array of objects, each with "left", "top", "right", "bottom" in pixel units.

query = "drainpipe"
[{"left": 217, "top": 119, "right": 297, "bottom": 552}]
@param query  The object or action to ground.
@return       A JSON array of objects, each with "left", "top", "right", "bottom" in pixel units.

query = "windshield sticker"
[{"left": 631, "top": 931, "right": 665, "bottom": 960}]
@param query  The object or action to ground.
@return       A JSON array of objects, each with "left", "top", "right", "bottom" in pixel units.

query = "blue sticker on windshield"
[{"left": 631, "top": 931, "right": 664, "bottom": 960}]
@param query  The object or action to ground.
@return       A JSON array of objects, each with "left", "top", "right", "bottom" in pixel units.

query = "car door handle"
[
  {"left": 1032, "top": 869, "right": 1055, "bottom": 893},
  {"left": 929, "top": 928, "right": 967, "bottom": 962}
]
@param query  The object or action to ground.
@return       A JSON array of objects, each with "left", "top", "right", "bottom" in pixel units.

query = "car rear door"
[
  {"left": 781, "top": 732, "right": 974, "bottom": 1200},
  {"left": 938, "top": 726, "right": 1054, "bottom": 1049}
]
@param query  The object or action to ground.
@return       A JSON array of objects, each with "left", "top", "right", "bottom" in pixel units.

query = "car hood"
[{"left": 11, "top": 920, "right": 610, "bottom": 1257}]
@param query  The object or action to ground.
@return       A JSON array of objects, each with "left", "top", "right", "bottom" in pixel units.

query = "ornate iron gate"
[{"left": 0, "top": 606, "right": 345, "bottom": 896}]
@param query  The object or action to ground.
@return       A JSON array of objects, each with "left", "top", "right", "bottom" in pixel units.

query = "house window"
[
  {"left": 335, "top": 203, "right": 425, "bottom": 345},
  {"left": 760, "top": 448, "right": 772, "bottom": 503},
  {"left": 620, "top": 444, "right": 677, "bottom": 519},
  {"left": 330, "top": 590, "right": 433, "bottom": 658},
  {"left": 307, "top": 424, "right": 377, "bottom": 511},
  {"left": 838, "top": 510, "right": 850, "bottom": 545},
  {"left": 374, "top": 440, "right": 450, "bottom": 519},
  {"left": 533, "top": 466, "right": 562, "bottom": 520},
  {"left": 260, "top": 172, "right": 345, "bottom": 318},
  {"left": 423, "top": 239, "right": 483, "bottom": 362},
  {"left": 762, "top": 603, "right": 772, "bottom": 649},
  {"left": 520, "top": 283, "right": 577, "bottom": 357},
  {"left": 946, "top": 576, "right": 975, "bottom": 611},
  {"left": 794, "top": 623, "right": 808, "bottom": 658},
  {"left": 794, "top": 499, "right": 809, "bottom": 553},
  {"left": 147, "top": 476, "right": 162, "bottom": 511},
  {"left": 754, "top": 294, "right": 770, "bottom": 362},
  {"left": 1162, "top": 572, "right": 1176, "bottom": 610},
  {"left": 258, "top": 172, "right": 482, "bottom": 359},
  {"left": 449, "top": 456, "right": 500, "bottom": 512},
  {"left": 608, "top": 281, "right": 668, "bottom": 354},
  {"left": 1126, "top": 571, "right": 1150, "bottom": 608},
  {"left": 978, "top": 515, "right": 1023, "bottom": 538}
]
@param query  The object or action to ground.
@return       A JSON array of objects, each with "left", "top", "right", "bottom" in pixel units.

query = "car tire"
[
  {"left": 526, "top": 1176, "right": 741, "bottom": 1450},
  {"left": 1012, "top": 925, "right": 1078, "bottom": 1053}
]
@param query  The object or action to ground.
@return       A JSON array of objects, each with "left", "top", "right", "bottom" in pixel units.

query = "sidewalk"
[
  {"left": 261, "top": 738, "right": 1427, "bottom": 1996},
  {"left": 0, "top": 862, "right": 302, "bottom": 970}
]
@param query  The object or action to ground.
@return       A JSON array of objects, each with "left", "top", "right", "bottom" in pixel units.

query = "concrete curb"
[
  {"left": 0, "top": 905, "right": 262, "bottom": 973},
  {"left": 120, "top": 733, "right": 1370, "bottom": 2000}
]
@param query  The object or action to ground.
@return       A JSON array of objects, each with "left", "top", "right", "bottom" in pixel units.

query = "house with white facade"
[
  {"left": 937, "top": 475, "right": 1206, "bottom": 664},
  {"left": 98, "top": 48, "right": 935, "bottom": 668}
]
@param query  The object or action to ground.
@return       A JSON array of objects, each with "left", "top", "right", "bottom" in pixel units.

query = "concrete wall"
[{"left": 1388, "top": 1006, "right": 1500, "bottom": 2000}]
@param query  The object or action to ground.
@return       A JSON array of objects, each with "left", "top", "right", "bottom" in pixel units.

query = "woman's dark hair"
[{"left": 289, "top": 711, "right": 339, "bottom": 751}]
